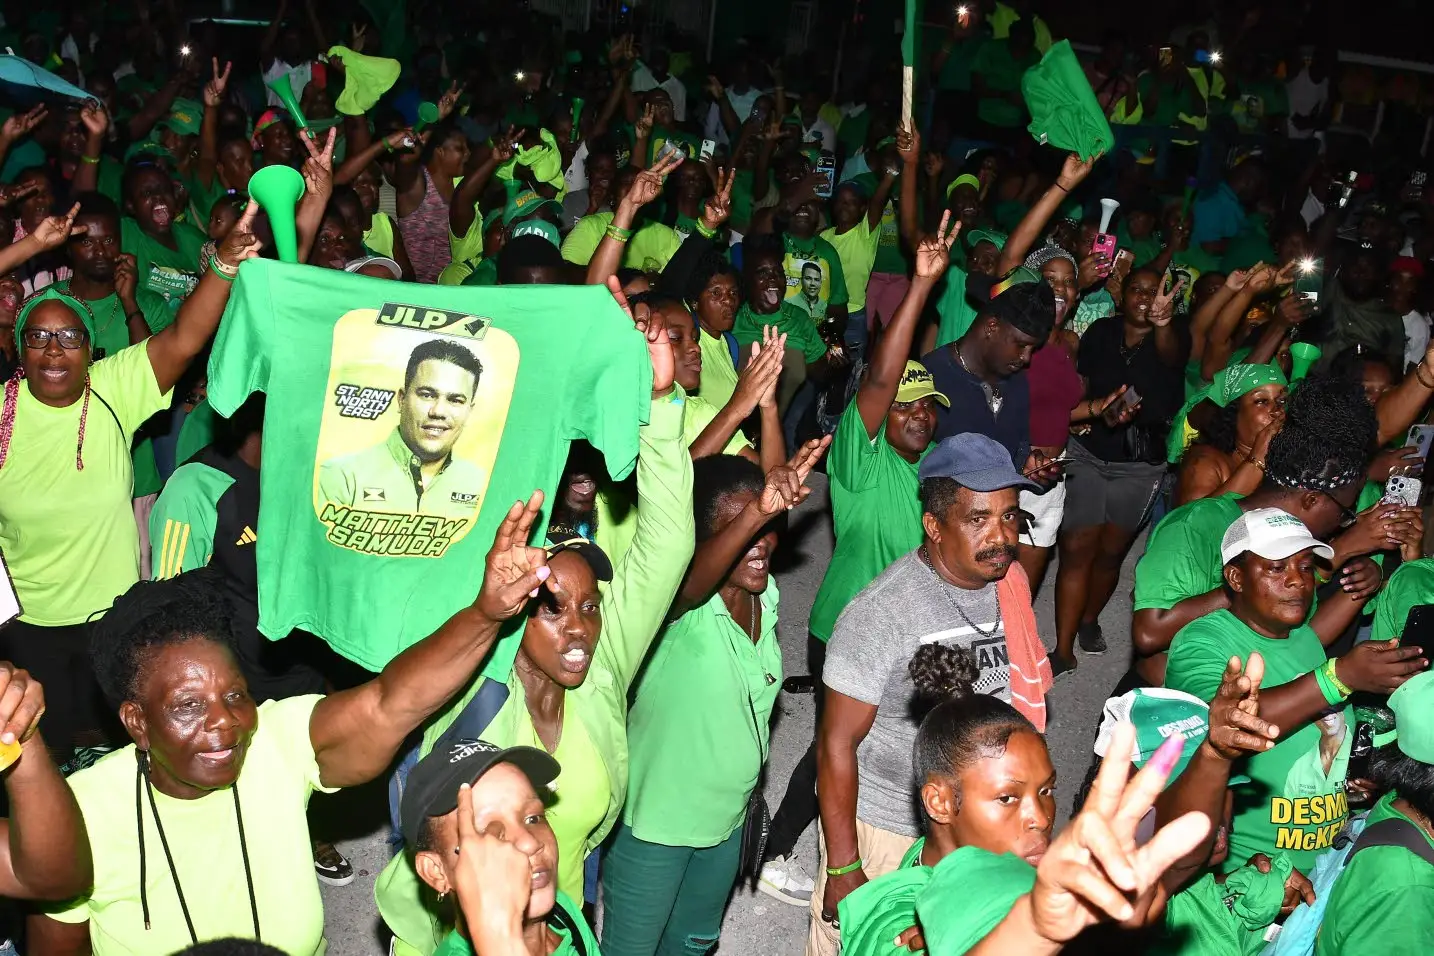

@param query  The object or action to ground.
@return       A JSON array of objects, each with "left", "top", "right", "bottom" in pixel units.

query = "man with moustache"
[{"left": 809, "top": 432, "right": 1047, "bottom": 956}]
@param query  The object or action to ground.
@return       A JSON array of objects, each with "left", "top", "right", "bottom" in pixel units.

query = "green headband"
[
  {"left": 14, "top": 289, "right": 96, "bottom": 351},
  {"left": 1167, "top": 363, "right": 1288, "bottom": 463}
]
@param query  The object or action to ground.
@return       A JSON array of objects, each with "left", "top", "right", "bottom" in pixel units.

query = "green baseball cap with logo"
[
  {"left": 502, "top": 189, "right": 562, "bottom": 226},
  {"left": 895, "top": 360, "right": 949, "bottom": 407},
  {"left": 1094, "top": 687, "right": 1250, "bottom": 785},
  {"left": 509, "top": 219, "right": 561, "bottom": 249},
  {"left": 162, "top": 98, "right": 203, "bottom": 137},
  {"left": 1390, "top": 670, "right": 1434, "bottom": 763}
]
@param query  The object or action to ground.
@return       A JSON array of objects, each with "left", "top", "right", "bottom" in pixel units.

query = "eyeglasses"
[
  {"left": 21, "top": 327, "right": 89, "bottom": 350},
  {"left": 1319, "top": 490, "right": 1358, "bottom": 529}
]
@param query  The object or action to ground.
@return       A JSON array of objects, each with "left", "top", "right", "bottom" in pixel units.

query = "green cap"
[
  {"left": 965, "top": 228, "right": 1008, "bottom": 251},
  {"left": 162, "top": 98, "right": 203, "bottom": 137},
  {"left": 1390, "top": 670, "right": 1434, "bottom": 763},
  {"left": 502, "top": 189, "right": 562, "bottom": 226},
  {"left": 509, "top": 219, "right": 561, "bottom": 249},
  {"left": 945, "top": 173, "right": 981, "bottom": 198},
  {"left": 1094, "top": 687, "right": 1250, "bottom": 785}
]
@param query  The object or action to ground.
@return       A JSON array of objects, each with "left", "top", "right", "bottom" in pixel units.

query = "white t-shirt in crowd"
[
  {"left": 631, "top": 64, "right": 688, "bottom": 122},
  {"left": 803, "top": 116, "right": 837, "bottom": 153},
  {"left": 1286, "top": 69, "right": 1329, "bottom": 139},
  {"left": 564, "top": 141, "right": 591, "bottom": 194},
  {"left": 263, "top": 59, "right": 314, "bottom": 106},
  {"left": 703, "top": 87, "right": 765, "bottom": 145},
  {"left": 1404, "top": 311, "right": 1431, "bottom": 369}
]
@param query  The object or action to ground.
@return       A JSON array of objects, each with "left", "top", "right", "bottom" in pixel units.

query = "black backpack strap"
[{"left": 1349, "top": 816, "right": 1434, "bottom": 869}]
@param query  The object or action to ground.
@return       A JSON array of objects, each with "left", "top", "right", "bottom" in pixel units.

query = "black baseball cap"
[
  {"left": 399, "top": 739, "right": 560, "bottom": 847},
  {"left": 545, "top": 532, "right": 614, "bottom": 581}
]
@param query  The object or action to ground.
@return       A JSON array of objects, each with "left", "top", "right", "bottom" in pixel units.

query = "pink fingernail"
[
  {"left": 1150, "top": 735, "right": 1184, "bottom": 776},
  {"left": 537, "top": 566, "right": 551, "bottom": 581}
]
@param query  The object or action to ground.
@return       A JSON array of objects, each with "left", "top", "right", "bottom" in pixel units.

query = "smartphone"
[
  {"left": 1158, "top": 46, "right": 1173, "bottom": 68},
  {"left": 1110, "top": 248, "right": 1135, "bottom": 284},
  {"left": 1091, "top": 233, "right": 1118, "bottom": 276},
  {"left": 0, "top": 548, "right": 19, "bottom": 629},
  {"left": 1402, "top": 603, "right": 1434, "bottom": 645},
  {"left": 699, "top": 139, "right": 716, "bottom": 162},
  {"left": 1408, "top": 424, "right": 1434, "bottom": 461},
  {"left": 1116, "top": 386, "right": 1142, "bottom": 411},
  {"left": 749, "top": 101, "right": 770, "bottom": 123},
  {"left": 815, "top": 151, "right": 837, "bottom": 199},
  {"left": 1293, "top": 258, "right": 1323, "bottom": 307},
  {"left": 1384, "top": 473, "right": 1423, "bottom": 507}
]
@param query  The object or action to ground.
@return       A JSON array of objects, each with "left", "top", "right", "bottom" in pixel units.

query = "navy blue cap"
[{"left": 918, "top": 433, "right": 1041, "bottom": 492}]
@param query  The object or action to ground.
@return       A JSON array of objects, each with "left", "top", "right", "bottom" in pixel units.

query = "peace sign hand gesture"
[
  {"left": 1149, "top": 276, "right": 1184, "bottom": 327},
  {"left": 700, "top": 167, "right": 736, "bottom": 231},
  {"left": 438, "top": 81, "right": 463, "bottom": 120},
  {"left": 915, "top": 209, "right": 961, "bottom": 280},
  {"left": 756, "top": 436, "right": 832, "bottom": 515},
  {"left": 1027, "top": 722, "right": 1212, "bottom": 943},
  {"left": 205, "top": 58, "right": 232, "bottom": 107},
  {"left": 31, "top": 203, "right": 87, "bottom": 250},
  {"left": 475, "top": 492, "right": 553, "bottom": 623},
  {"left": 623, "top": 149, "right": 683, "bottom": 210},
  {"left": 300, "top": 127, "right": 337, "bottom": 203}
]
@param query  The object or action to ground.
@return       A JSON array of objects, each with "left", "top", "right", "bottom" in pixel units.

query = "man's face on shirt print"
[
  {"left": 801, "top": 263, "right": 822, "bottom": 302},
  {"left": 398, "top": 358, "right": 478, "bottom": 463}
]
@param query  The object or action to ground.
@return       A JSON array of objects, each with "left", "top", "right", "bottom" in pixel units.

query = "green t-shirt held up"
[
  {"left": 1166, "top": 610, "right": 1351, "bottom": 874},
  {"left": 809, "top": 403, "right": 929, "bottom": 641},
  {"left": 624, "top": 583, "right": 782, "bottom": 848},
  {"left": 204, "top": 262, "right": 652, "bottom": 678}
]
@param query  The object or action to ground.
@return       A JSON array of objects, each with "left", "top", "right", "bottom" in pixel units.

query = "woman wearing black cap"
[
  {"left": 403, "top": 739, "right": 597, "bottom": 956},
  {"left": 27, "top": 493, "right": 555, "bottom": 956}
]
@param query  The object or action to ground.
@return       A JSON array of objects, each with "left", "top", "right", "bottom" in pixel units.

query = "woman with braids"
[
  {"left": 0, "top": 202, "right": 261, "bottom": 762},
  {"left": 1133, "top": 375, "right": 1410, "bottom": 688},
  {"left": 28, "top": 491, "right": 558, "bottom": 956},
  {"left": 1172, "top": 363, "right": 1288, "bottom": 507}
]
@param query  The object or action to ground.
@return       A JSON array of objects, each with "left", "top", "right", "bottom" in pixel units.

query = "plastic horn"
[
  {"left": 415, "top": 101, "right": 440, "bottom": 132},
  {"left": 1289, "top": 342, "right": 1322, "bottom": 383},
  {"left": 265, "top": 73, "right": 310, "bottom": 130},
  {"left": 246, "top": 165, "right": 306, "bottom": 263},
  {"left": 1098, "top": 197, "right": 1120, "bottom": 235},
  {"left": 570, "top": 97, "right": 585, "bottom": 143}
]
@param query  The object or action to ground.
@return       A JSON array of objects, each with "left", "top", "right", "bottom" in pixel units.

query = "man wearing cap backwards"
[
  {"left": 1317, "top": 669, "right": 1434, "bottom": 955},
  {"left": 1165, "top": 508, "right": 1429, "bottom": 874},
  {"left": 318, "top": 338, "right": 488, "bottom": 519},
  {"left": 403, "top": 739, "right": 599, "bottom": 956},
  {"left": 760, "top": 217, "right": 960, "bottom": 905},
  {"left": 812, "top": 431, "right": 1051, "bottom": 956}
]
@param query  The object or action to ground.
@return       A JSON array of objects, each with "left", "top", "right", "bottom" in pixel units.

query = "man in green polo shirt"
[{"left": 318, "top": 339, "right": 487, "bottom": 519}]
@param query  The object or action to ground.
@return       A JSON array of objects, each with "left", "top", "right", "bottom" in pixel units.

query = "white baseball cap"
[{"left": 1220, "top": 507, "right": 1334, "bottom": 565}]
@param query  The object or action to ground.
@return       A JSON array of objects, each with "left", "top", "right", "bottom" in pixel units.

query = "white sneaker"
[{"left": 757, "top": 854, "right": 815, "bottom": 906}]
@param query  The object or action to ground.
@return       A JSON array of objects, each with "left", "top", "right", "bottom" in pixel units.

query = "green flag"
[{"left": 901, "top": 0, "right": 923, "bottom": 66}]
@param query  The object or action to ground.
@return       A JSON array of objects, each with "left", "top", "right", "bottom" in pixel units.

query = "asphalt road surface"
[{"left": 318, "top": 472, "right": 1145, "bottom": 954}]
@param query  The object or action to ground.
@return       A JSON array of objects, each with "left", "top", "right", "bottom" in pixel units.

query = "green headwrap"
[
  {"left": 1222, "top": 853, "right": 1293, "bottom": 929},
  {"left": 14, "top": 288, "right": 96, "bottom": 352},
  {"left": 1167, "top": 363, "right": 1288, "bottom": 463}
]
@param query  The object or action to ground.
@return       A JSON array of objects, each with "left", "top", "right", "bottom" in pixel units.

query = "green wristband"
[
  {"left": 1313, "top": 665, "right": 1345, "bottom": 707},
  {"left": 826, "top": 858, "right": 863, "bottom": 877}
]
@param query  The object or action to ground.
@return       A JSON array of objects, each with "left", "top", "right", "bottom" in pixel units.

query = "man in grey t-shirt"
[{"left": 807, "top": 433, "right": 1039, "bottom": 956}]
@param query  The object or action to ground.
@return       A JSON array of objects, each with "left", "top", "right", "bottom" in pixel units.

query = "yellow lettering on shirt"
[
  {"left": 1270, "top": 793, "right": 1348, "bottom": 853},
  {"left": 319, "top": 504, "right": 469, "bottom": 557}
]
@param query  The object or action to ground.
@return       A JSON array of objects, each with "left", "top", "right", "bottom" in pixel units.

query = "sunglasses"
[{"left": 21, "top": 327, "right": 89, "bottom": 350}]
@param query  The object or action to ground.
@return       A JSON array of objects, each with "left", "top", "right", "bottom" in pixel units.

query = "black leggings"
[{"left": 766, "top": 634, "right": 827, "bottom": 860}]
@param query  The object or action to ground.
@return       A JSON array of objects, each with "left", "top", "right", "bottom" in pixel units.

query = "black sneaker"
[
  {"left": 314, "top": 840, "right": 355, "bottom": 886},
  {"left": 1077, "top": 622, "right": 1107, "bottom": 655},
  {"left": 1050, "top": 654, "right": 1077, "bottom": 680}
]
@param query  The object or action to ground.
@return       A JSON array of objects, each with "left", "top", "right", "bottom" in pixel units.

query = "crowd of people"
[{"left": 4, "top": 0, "right": 1434, "bottom": 954}]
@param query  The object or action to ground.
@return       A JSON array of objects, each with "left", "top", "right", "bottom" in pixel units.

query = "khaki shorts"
[{"left": 806, "top": 818, "right": 918, "bottom": 956}]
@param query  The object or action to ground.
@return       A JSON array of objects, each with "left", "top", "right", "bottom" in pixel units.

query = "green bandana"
[
  {"left": 1167, "top": 363, "right": 1287, "bottom": 463},
  {"left": 1222, "top": 854, "right": 1293, "bottom": 929},
  {"left": 14, "top": 288, "right": 96, "bottom": 351}
]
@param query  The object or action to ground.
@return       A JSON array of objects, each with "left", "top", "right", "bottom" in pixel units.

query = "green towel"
[
  {"left": 327, "top": 45, "right": 402, "bottom": 115},
  {"left": 1223, "top": 854, "right": 1292, "bottom": 930},
  {"left": 497, "top": 128, "right": 566, "bottom": 196},
  {"left": 1021, "top": 40, "right": 1114, "bottom": 160}
]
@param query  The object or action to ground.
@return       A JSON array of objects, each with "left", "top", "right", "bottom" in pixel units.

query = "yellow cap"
[{"left": 895, "top": 361, "right": 950, "bottom": 407}]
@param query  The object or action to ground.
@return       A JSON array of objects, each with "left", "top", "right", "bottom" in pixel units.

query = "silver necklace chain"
[{"left": 919, "top": 546, "right": 1002, "bottom": 638}]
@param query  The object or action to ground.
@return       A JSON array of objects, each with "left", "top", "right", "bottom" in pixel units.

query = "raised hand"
[
  {"left": 437, "top": 81, "right": 463, "bottom": 120},
  {"left": 476, "top": 492, "right": 552, "bottom": 621},
  {"left": 1204, "top": 654, "right": 1278, "bottom": 759},
  {"left": 733, "top": 326, "right": 786, "bottom": 414},
  {"left": 896, "top": 123, "right": 920, "bottom": 167},
  {"left": 1057, "top": 151, "right": 1102, "bottom": 190},
  {"left": 216, "top": 201, "right": 263, "bottom": 267},
  {"left": 349, "top": 22, "right": 368, "bottom": 53},
  {"left": 635, "top": 103, "right": 656, "bottom": 139},
  {"left": 79, "top": 100, "right": 108, "bottom": 140},
  {"left": 914, "top": 209, "right": 961, "bottom": 280},
  {"left": 114, "top": 253, "right": 139, "bottom": 307},
  {"left": 383, "top": 127, "right": 419, "bottom": 152},
  {"left": 31, "top": 203, "right": 87, "bottom": 250},
  {"left": 606, "top": 276, "right": 674, "bottom": 395},
  {"left": 705, "top": 74, "right": 725, "bottom": 100},
  {"left": 623, "top": 149, "right": 683, "bottom": 209},
  {"left": 1224, "top": 268, "right": 1253, "bottom": 292},
  {"left": 491, "top": 126, "right": 520, "bottom": 165},
  {"left": 204, "top": 58, "right": 233, "bottom": 107},
  {"left": 1, "top": 105, "right": 47, "bottom": 144},
  {"left": 0, "top": 180, "right": 39, "bottom": 209},
  {"left": 1149, "top": 277, "right": 1184, "bottom": 327},
  {"left": 0, "top": 661, "right": 45, "bottom": 747},
  {"left": 300, "top": 127, "right": 337, "bottom": 202},
  {"left": 1028, "top": 723, "right": 1212, "bottom": 942},
  {"left": 700, "top": 166, "right": 736, "bottom": 231},
  {"left": 758, "top": 437, "right": 832, "bottom": 514}
]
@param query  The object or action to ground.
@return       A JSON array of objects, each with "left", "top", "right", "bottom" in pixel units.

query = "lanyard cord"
[{"left": 136, "top": 751, "right": 262, "bottom": 943}]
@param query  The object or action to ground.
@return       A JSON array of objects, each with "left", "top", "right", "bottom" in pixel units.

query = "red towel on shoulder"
[{"left": 996, "top": 562, "right": 1052, "bottom": 731}]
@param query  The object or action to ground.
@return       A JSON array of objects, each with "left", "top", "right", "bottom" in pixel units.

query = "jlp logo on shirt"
[{"left": 313, "top": 302, "right": 518, "bottom": 556}]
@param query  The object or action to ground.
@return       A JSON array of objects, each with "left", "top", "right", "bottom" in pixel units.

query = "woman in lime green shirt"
[
  {"left": 602, "top": 445, "right": 826, "bottom": 956},
  {"left": 835, "top": 642, "right": 1055, "bottom": 956},
  {"left": 403, "top": 740, "right": 600, "bottom": 956}
]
